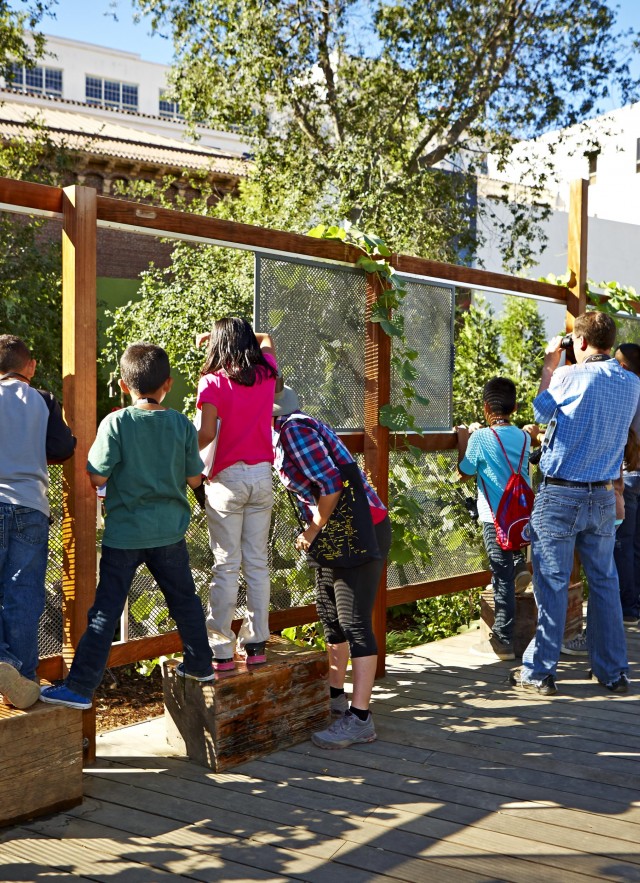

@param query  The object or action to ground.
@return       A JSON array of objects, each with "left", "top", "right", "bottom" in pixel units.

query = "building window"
[
  {"left": 159, "top": 91, "right": 183, "bottom": 120},
  {"left": 7, "top": 63, "right": 63, "bottom": 98},
  {"left": 85, "top": 76, "right": 138, "bottom": 112},
  {"left": 587, "top": 151, "right": 598, "bottom": 185}
]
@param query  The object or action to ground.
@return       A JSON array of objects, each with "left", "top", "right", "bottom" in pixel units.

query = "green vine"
[
  {"left": 540, "top": 273, "right": 640, "bottom": 322},
  {"left": 307, "top": 222, "right": 428, "bottom": 432}
]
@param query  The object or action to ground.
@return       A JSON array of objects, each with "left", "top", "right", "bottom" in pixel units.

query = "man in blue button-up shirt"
[{"left": 511, "top": 312, "right": 640, "bottom": 696}]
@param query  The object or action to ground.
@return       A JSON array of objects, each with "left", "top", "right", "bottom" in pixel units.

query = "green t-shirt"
[{"left": 88, "top": 407, "right": 204, "bottom": 549}]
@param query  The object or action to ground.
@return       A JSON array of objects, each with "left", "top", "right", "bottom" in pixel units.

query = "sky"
[{"left": 14, "top": 0, "right": 640, "bottom": 76}]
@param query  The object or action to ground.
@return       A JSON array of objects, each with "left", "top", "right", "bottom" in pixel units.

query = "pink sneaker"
[
  {"left": 244, "top": 642, "right": 267, "bottom": 665},
  {"left": 212, "top": 657, "right": 235, "bottom": 671}
]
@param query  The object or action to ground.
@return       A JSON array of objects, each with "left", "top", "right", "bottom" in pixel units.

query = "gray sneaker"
[
  {"left": 311, "top": 710, "right": 377, "bottom": 749},
  {"left": 330, "top": 692, "right": 349, "bottom": 717},
  {"left": 561, "top": 633, "right": 588, "bottom": 656},
  {"left": 514, "top": 563, "right": 532, "bottom": 594}
]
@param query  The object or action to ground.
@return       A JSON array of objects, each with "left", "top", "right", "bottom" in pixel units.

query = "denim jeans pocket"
[
  {"left": 14, "top": 507, "right": 49, "bottom": 545},
  {"left": 596, "top": 497, "right": 616, "bottom": 536},
  {"left": 534, "top": 492, "right": 581, "bottom": 539}
]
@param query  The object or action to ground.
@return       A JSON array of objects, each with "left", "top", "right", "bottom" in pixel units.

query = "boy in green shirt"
[{"left": 41, "top": 343, "right": 213, "bottom": 709}]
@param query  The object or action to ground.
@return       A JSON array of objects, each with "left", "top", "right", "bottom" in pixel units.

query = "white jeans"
[{"left": 204, "top": 461, "right": 273, "bottom": 657}]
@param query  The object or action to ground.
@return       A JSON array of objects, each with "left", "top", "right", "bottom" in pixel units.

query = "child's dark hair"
[
  {"left": 616, "top": 343, "right": 640, "bottom": 377},
  {"left": 483, "top": 377, "right": 517, "bottom": 416},
  {"left": 120, "top": 343, "right": 170, "bottom": 394},
  {"left": 200, "top": 317, "right": 277, "bottom": 386},
  {"left": 0, "top": 334, "right": 31, "bottom": 373}
]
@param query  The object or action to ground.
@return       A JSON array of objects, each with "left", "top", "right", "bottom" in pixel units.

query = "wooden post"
[
  {"left": 363, "top": 273, "right": 391, "bottom": 678},
  {"left": 566, "top": 178, "right": 588, "bottom": 325},
  {"left": 566, "top": 178, "right": 589, "bottom": 627},
  {"left": 61, "top": 185, "right": 97, "bottom": 759}
]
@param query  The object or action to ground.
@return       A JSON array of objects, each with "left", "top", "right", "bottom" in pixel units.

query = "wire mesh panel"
[
  {"left": 255, "top": 255, "right": 367, "bottom": 430},
  {"left": 38, "top": 465, "right": 64, "bottom": 658},
  {"left": 387, "top": 448, "right": 486, "bottom": 589},
  {"left": 391, "top": 278, "right": 454, "bottom": 430}
]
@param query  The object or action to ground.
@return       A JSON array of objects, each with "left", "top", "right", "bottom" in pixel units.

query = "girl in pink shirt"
[{"left": 197, "top": 318, "right": 278, "bottom": 670}]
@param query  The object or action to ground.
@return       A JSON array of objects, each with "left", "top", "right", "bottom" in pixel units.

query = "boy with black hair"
[
  {"left": 0, "top": 334, "right": 76, "bottom": 708},
  {"left": 41, "top": 343, "right": 213, "bottom": 710},
  {"left": 456, "top": 377, "right": 531, "bottom": 661}
]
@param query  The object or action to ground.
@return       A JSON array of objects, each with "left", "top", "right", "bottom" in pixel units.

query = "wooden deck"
[{"left": 2, "top": 625, "right": 640, "bottom": 882}]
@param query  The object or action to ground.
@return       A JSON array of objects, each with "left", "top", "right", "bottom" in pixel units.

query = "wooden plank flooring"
[{"left": 2, "top": 623, "right": 640, "bottom": 882}]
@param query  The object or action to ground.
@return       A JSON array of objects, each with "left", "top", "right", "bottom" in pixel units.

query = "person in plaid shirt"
[{"left": 273, "top": 386, "right": 391, "bottom": 750}]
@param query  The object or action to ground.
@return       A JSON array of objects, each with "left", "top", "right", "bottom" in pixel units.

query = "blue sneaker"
[
  {"left": 40, "top": 683, "right": 92, "bottom": 710},
  {"left": 174, "top": 661, "right": 215, "bottom": 682}
]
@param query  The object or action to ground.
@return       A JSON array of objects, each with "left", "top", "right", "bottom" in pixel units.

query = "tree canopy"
[{"left": 135, "top": 0, "right": 638, "bottom": 264}]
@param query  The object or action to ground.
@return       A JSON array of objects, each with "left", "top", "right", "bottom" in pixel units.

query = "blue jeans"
[
  {"left": 614, "top": 482, "right": 640, "bottom": 617},
  {"left": 523, "top": 483, "right": 626, "bottom": 686},
  {"left": 66, "top": 540, "right": 213, "bottom": 699},
  {"left": 0, "top": 504, "right": 49, "bottom": 681},
  {"left": 482, "top": 521, "right": 515, "bottom": 645}
]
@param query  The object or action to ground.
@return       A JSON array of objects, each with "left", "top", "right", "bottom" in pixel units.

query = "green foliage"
[
  {"left": 102, "top": 244, "right": 254, "bottom": 412},
  {"left": 498, "top": 298, "right": 547, "bottom": 426},
  {"left": 135, "top": 0, "right": 638, "bottom": 268},
  {"left": 415, "top": 590, "right": 481, "bottom": 643},
  {"left": 453, "top": 296, "right": 502, "bottom": 424},
  {"left": 281, "top": 622, "right": 326, "bottom": 652}
]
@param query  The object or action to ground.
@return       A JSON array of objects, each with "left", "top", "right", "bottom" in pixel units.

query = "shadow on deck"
[{"left": 2, "top": 625, "right": 640, "bottom": 882}]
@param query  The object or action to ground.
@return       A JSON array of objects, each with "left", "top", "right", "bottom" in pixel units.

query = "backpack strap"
[{"left": 489, "top": 426, "right": 527, "bottom": 476}]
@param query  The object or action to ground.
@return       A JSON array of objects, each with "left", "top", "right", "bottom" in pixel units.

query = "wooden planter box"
[
  {"left": 0, "top": 702, "right": 83, "bottom": 827},
  {"left": 481, "top": 579, "right": 584, "bottom": 657},
  {"left": 163, "top": 635, "right": 330, "bottom": 771}
]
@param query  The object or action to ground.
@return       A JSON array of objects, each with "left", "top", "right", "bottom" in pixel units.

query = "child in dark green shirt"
[{"left": 41, "top": 343, "right": 213, "bottom": 709}]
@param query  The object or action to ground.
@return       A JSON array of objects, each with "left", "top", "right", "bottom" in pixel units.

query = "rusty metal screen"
[
  {"left": 39, "top": 466, "right": 64, "bottom": 658},
  {"left": 254, "top": 254, "right": 367, "bottom": 430}
]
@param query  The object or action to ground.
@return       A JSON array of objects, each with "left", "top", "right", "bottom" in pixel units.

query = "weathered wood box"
[
  {"left": 0, "top": 701, "right": 83, "bottom": 827},
  {"left": 163, "top": 635, "right": 330, "bottom": 771},
  {"left": 480, "top": 579, "right": 584, "bottom": 657}
]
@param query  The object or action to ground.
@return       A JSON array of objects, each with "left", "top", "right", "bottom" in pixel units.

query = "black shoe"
[
  {"left": 509, "top": 666, "right": 557, "bottom": 696},
  {"left": 604, "top": 673, "right": 630, "bottom": 694},
  {"left": 623, "top": 614, "right": 640, "bottom": 625}
]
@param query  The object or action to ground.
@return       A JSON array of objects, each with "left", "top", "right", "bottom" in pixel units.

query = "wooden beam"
[
  {"left": 386, "top": 572, "right": 492, "bottom": 607},
  {"left": 0, "top": 176, "right": 63, "bottom": 216},
  {"left": 566, "top": 178, "right": 589, "bottom": 326},
  {"left": 392, "top": 254, "right": 566, "bottom": 302},
  {"left": 61, "top": 185, "right": 98, "bottom": 760}
]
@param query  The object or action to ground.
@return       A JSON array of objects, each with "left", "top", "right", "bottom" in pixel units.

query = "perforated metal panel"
[
  {"left": 38, "top": 465, "right": 64, "bottom": 658},
  {"left": 255, "top": 255, "right": 367, "bottom": 430},
  {"left": 391, "top": 278, "right": 454, "bottom": 431}
]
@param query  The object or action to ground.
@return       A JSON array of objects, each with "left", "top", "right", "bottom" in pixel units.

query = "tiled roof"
[{"left": 0, "top": 101, "right": 248, "bottom": 177}]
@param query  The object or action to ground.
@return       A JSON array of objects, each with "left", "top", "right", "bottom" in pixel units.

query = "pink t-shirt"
[{"left": 196, "top": 353, "right": 277, "bottom": 476}]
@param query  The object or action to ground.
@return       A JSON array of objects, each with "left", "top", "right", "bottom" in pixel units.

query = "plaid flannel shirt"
[{"left": 273, "top": 414, "right": 386, "bottom": 524}]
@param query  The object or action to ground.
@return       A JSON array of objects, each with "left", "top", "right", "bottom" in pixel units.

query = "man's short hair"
[
  {"left": 0, "top": 335, "right": 32, "bottom": 374},
  {"left": 483, "top": 377, "right": 517, "bottom": 415},
  {"left": 616, "top": 343, "right": 640, "bottom": 377},
  {"left": 573, "top": 312, "right": 616, "bottom": 351},
  {"left": 120, "top": 343, "right": 170, "bottom": 395}
]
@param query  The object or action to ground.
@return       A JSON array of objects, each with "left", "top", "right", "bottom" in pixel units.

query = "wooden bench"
[
  {"left": 162, "top": 635, "right": 330, "bottom": 771},
  {"left": 0, "top": 701, "right": 83, "bottom": 827}
]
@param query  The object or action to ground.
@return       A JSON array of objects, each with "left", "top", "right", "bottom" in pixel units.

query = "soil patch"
[{"left": 95, "top": 664, "right": 164, "bottom": 733}]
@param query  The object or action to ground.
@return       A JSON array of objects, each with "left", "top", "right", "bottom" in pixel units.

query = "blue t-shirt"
[{"left": 459, "top": 425, "right": 531, "bottom": 523}]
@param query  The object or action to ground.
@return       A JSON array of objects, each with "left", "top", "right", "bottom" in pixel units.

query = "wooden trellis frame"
[{"left": 0, "top": 175, "right": 578, "bottom": 757}]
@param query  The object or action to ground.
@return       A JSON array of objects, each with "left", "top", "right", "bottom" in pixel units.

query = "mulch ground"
[{"left": 95, "top": 664, "right": 165, "bottom": 733}]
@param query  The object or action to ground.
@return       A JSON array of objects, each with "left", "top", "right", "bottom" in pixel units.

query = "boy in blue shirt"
[
  {"left": 41, "top": 343, "right": 213, "bottom": 709},
  {"left": 456, "top": 377, "right": 531, "bottom": 661}
]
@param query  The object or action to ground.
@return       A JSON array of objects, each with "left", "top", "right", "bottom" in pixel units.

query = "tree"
[
  {"left": 0, "top": 1, "right": 68, "bottom": 397},
  {"left": 135, "top": 0, "right": 638, "bottom": 265}
]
